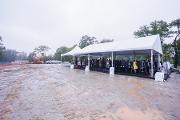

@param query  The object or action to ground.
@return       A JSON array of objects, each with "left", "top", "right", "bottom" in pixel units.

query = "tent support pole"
[
  {"left": 60, "top": 54, "right": 62, "bottom": 61},
  {"left": 85, "top": 54, "right": 90, "bottom": 72},
  {"left": 70, "top": 55, "right": 75, "bottom": 69},
  {"left": 88, "top": 54, "right": 90, "bottom": 67},
  {"left": 158, "top": 53, "right": 161, "bottom": 70},
  {"left": 151, "top": 50, "right": 154, "bottom": 78},
  {"left": 73, "top": 56, "right": 75, "bottom": 65},
  {"left": 110, "top": 51, "right": 115, "bottom": 75},
  {"left": 112, "top": 52, "right": 114, "bottom": 67},
  {"left": 161, "top": 54, "right": 163, "bottom": 63}
]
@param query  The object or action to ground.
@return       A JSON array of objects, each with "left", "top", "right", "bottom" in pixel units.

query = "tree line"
[
  {"left": 27, "top": 36, "right": 114, "bottom": 63},
  {"left": 53, "top": 18, "right": 180, "bottom": 68},
  {"left": 1, "top": 18, "right": 179, "bottom": 67}
]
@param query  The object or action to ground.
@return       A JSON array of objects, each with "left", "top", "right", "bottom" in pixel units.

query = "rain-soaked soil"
[{"left": 0, "top": 64, "right": 180, "bottom": 120}]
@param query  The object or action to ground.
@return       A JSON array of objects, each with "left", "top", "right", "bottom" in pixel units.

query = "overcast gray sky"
[{"left": 0, "top": 0, "right": 179, "bottom": 54}]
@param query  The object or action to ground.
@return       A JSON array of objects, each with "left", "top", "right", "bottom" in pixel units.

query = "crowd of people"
[{"left": 74, "top": 57, "right": 159, "bottom": 76}]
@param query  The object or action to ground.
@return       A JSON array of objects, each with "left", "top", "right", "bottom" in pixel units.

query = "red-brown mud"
[{"left": 0, "top": 64, "right": 179, "bottom": 120}]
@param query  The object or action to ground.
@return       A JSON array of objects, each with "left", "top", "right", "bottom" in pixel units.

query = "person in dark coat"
[{"left": 144, "top": 60, "right": 150, "bottom": 75}]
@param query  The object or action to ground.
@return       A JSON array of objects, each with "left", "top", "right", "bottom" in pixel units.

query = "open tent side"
[{"left": 62, "top": 35, "right": 163, "bottom": 78}]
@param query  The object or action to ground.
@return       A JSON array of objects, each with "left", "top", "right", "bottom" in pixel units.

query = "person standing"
[
  {"left": 133, "top": 60, "right": 138, "bottom": 73},
  {"left": 144, "top": 59, "right": 150, "bottom": 76}
]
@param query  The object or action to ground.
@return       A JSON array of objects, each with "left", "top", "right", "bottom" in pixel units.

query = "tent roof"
[
  {"left": 61, "top": 46, "right": 81, "bottom": 56},
  {"left": 76, "top": 35, "right": 163, "bottom": 55}
]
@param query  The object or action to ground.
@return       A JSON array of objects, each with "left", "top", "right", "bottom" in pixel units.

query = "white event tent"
[{"left": 63, "top": 35, "right": 163, "bottom": 78}]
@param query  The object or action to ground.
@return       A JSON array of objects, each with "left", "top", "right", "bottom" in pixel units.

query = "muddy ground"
[{"left": 0, "top": 64, "right": 180, "bottom": 120}]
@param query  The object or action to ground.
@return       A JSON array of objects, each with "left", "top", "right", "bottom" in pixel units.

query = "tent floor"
[
  {"left": 73, "top": 66, "right": 171, "bottom": 80},
  {"left": 74, "top": 66, "right": 155, "bottom": 79},
  {"left": 74, "top": 67, "right": 172, "bottom": 80},
  {"left": 90, "top": 67, "right": 153, "bottom": 79},
  {"left": 115, "top": 72, "right": 153, "bottom": 79}
]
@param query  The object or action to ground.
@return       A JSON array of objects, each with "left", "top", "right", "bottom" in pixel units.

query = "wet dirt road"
[{"left": 0, "top": 64, "right": 180, "bottom": 120}]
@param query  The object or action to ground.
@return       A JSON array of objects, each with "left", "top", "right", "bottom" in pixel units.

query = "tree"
[
  {"left": 33, "top": 45, "right": 50, "bottom": 62},
  {"left": 0, "top": 36, "right": 5, "bottom": 61},
  {"left": 44, "top": 54, "right": 54, "bottom": 61},
  {"left": 170, "top": 19, "right": 180, "bottom": 34},
  {"left": 34, "top": 45, "right": 50, "bottom": 56},
  {"left": 133, "top": 20, "right": 174, "bottom": 65},
  {"left": 54, "top": 46, "right": 68, "bottom": 60},
  {"left": 150, "top": 20, "right": 170, "bottom": 39},
  {"left": 176, "top": 39, "right": 180, "bottom": 66},
  {"left": 134, "top": 25, "right": 150, "bottom": 37},
  {"left": 79, "top": 35, "right": 97, "bottom": 48},
  {"left": 169, "top": 18, "right": 180, "bottom": 67},
  {"left": 162, "top": 44, "right": 174, "bottom": 63},
  {"left": 100, "top": 39, "right": 114, "bottom": 43},
  {"left": 134, "top": 20, "right": 170, "bottom": 41},
  {"left": 54, "top": 45, "right": 76, "bottom": 62},
  {"left": 28, "top": 52, "right": 36, "bottom": 62}
]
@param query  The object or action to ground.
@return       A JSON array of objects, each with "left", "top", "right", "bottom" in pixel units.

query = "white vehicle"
[{"left": 45, "top": 60, "right": 62, "bottom": 64}]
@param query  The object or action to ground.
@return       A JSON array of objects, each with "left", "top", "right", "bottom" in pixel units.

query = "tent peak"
[{"left": 61, "top": 46, "right": 81, "bottom": 56}]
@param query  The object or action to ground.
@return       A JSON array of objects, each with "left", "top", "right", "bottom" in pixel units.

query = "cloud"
[{"left": 0, "top": 0, "right": 179, "bottom": 54}]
